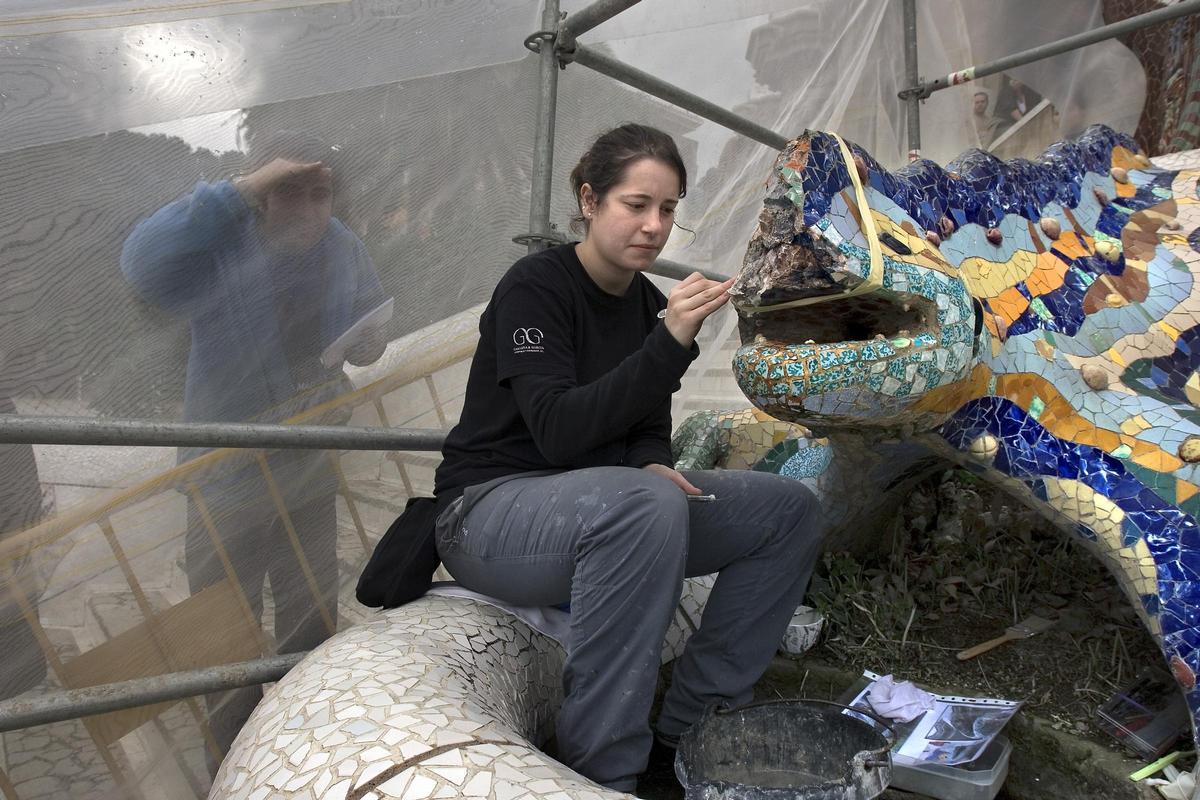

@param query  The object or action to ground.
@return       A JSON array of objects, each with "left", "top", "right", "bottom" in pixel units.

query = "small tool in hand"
[{"left": 956, "top": 615, "right": 1054, "bottom": 661}]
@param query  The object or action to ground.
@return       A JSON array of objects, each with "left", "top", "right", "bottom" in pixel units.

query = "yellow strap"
[{"left": 740, "top": 133, "right": 884, "bottom": 315}]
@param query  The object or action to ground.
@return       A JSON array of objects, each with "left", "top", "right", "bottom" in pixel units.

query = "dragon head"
[
  {"left": 730, "top": 131, "right": 981, "bottom": 435},
  {"left": 729, "top": 126, "right": 1132, "bottom": 438}
]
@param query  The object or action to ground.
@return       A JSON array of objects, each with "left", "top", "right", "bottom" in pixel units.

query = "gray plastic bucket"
[{"left": 674, "top": 699, "right": 894, "bottom": 800}]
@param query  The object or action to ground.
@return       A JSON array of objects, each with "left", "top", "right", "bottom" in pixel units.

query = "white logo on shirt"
[
  {"left": 512, "top": 327, "right": 545, "bottom": 354},
  {"left": 512, "top": 328, "right": 544, "bottom": 345}
]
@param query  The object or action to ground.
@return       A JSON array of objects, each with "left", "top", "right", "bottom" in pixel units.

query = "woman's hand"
[
  {"left": 662, "top": 272, "right": 736, "bottom": 348},
  {"left": 643, "top": 462, "right": 702, "bottom": 495}
]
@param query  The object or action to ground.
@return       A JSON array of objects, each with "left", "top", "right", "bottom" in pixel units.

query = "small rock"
[
  {"left": 1110, "top": 166, "right": 1129, "bottom": 184},
  {"left": 853, "top": 154, "right": 869, "bottom": 183},
  {"left": 1037, "top": 592, "right": 1070, "bottom": 609},
  {"left": 1165, "top": 218, "right": 1183, "bottom": 231},
  {"left": 993, "top": 314, "right": 1009, "bottom": 340},
  {"left": 969, "top": 434, "right": 999, "bottom": 461},
  {"left": 1180, "top": 436, "right": 1200, "bottom": 463},
  {"left": 1095, "top": 240, "right": 1120, "bottom": 263},
  {"left": 1039, "top": 217, "right": 1061, "bottom": 239},
  {"left": 1172, "top": 654, "right": 1197, "bottom": 690},
  {"left": 1080, "top": 364, "right": 1109, "bottom": 390},
  {"left": 938, "top": 215, "right": 955, "bottom": 239},
  {"left": 1093, "top": 187, "right": 1110, "bottom": 206},
  {"left": 986, "top": 227, "right": 1002, "bottom": 245},
  {"left": 1135, "top": 152, "right": 1152, "bottom": 168}
]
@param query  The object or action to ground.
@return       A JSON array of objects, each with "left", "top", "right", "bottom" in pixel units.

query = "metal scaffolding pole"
[
  {"left": 900, "top": 0, "right": 1200, "bottom": 100},
  {"left": 0, "top": 654, "right": 303, "bottom": 733},
  {"left": 559, "top": 0, "right": 642, "bottom": 41},
  {"left": 0, "top": 415, "right": 446, "bottom": 451},
  {"left": 519, "top": 0, "right": 565, "bottom": 252},
  {"left": 566, "top": 44, "right": 789, "bottom": 152},
  {"left": 902, "top": 0, "right": 920, "bottom": 161}
]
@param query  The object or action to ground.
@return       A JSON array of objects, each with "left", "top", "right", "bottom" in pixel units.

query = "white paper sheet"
[{"left": 320, "top": 297, "right": 393, "bottom": 368}]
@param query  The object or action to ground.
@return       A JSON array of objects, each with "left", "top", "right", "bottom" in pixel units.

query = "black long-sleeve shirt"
[{"left": 434, "top": 244, "right": 697, "bottom": 495}]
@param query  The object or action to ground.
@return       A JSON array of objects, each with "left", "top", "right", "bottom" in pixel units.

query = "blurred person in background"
[
  {"left": 971, "top": 90, "right": 1003, "bottom": 147},
  {"left": 120, "top": 130, "right": 388, "bottom": 771},
  {"left": 995, "top": 75, "right": 1043, "bottom": 129}
]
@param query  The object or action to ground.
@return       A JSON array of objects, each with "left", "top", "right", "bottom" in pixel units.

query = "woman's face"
[{"left": 581, "top": 157, "right": 681, "bottom": 275}]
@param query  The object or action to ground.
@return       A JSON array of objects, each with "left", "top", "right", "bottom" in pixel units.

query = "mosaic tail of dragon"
[{"left": 692, "top": 123, "right": 1200, "bottom": 730}]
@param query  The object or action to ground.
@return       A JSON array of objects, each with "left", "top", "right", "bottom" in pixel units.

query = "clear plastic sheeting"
[
  {"left": 0, "top": 1, "right": 337, "bottom": 37},
  {"left": 0, "top": 0, "right": 540, "bottom": 153},
  {"left": 0, "top": 0, "right": 1155, "bottom": 796}
]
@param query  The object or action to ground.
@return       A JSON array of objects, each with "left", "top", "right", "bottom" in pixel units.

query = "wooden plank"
[{"left": 57, "top": 579, "right": 264, "bottom": 745}]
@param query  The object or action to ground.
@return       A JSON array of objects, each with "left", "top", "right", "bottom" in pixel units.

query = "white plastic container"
[
  {"left": 889, "top": 735, "right": 1011, "bottom": 800},
  {"left": 779, "top": 605, "right": 824, "bottom": 655}
]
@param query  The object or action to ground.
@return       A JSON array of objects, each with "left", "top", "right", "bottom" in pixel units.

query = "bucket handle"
[{"left": 714, "top": 698, "right": 896, "bottom": 769}]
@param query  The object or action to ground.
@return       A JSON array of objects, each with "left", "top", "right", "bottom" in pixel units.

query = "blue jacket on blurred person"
[
  {"left": 121, "top": 177, "right": 385, "bottom": 428},
  {"left": 118, "top": 132, "right": 388, "bottom": 770}
]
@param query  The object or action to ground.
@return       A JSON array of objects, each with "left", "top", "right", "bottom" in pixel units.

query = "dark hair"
[
  {"left": 568, "top": 123, "right": 687, "bottom": 235},
  {"left": 973, "top": 90, "right": 989, "bottom": 100}
]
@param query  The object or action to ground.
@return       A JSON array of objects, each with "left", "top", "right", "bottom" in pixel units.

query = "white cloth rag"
[
  {"left": 427, "top": 583, "right": 571, "bottom": 648},
  {"left": 1146, "top": 770, "right": 1196, "bottom": 800},
  {"left": 866, "top": 674, "right": 936, "bottom": 723}
]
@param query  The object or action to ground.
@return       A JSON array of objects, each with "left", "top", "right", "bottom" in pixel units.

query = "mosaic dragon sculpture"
[
  {"left": 677, "top": 124, "right": 1200, "bottom": 734},
  {"left": 215, "top": 126, "right": 1200, "bottom": 798}
]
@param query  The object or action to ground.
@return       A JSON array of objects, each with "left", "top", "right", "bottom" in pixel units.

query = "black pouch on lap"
[{"left": 356, "top": 495, "right": 448, "bottom": 609}]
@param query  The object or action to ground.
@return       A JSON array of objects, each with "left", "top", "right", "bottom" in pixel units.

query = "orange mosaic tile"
[
  {"left": 989, "top": 286, "right": 1031, "bottom": 325},
  {"left": 1025, "top": 252, "right": 1068, "bottom": 295}
]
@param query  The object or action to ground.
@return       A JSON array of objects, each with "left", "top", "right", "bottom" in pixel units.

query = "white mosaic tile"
[{"left": 212, "top": 589, "right": 716, "bottom": 798}]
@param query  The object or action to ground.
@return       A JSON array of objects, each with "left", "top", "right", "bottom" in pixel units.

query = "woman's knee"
[
  {"left": 721, "top": 471, "right": 824, "bottom": 546},
  {"left": 584, "top": 468, "right": 689, "bottom": 559}
]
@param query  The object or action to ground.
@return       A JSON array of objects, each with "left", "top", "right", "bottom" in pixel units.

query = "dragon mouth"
[{"left": 736, "top": 290, "right": 939, "bottom": 348}]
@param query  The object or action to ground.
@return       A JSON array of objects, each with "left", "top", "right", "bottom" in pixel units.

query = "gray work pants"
[{"left": 435, "top": 467, "right": 823, "bottom": 792}]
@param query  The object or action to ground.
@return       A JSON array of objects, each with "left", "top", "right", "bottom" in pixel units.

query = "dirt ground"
[{"left": 638, "top": 469, "right": 1183, "bottom": 800}]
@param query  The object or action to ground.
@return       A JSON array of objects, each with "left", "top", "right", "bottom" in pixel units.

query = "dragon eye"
[
  {"left": 971, "top": 298, "right": 985, "bottom": 357},
  {"left": 878, "top": 231, "right": 912, "bottom": 256}
]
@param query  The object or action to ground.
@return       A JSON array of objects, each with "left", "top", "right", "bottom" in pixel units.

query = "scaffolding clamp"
[
  {"left": 512, "top": 229, "right": 568, "bottom": 248},
  {"left": 522, "top": 29, "right": 556, "bottom": 55},
  {"left": 525, "top": 21, "right": 574, "bottom": 70},
  {"left": 553, "top": 22, "right": 576, "bottom": 68}
]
